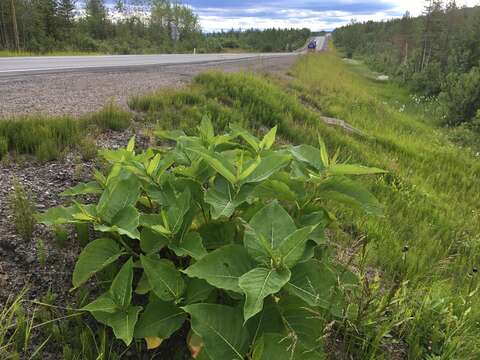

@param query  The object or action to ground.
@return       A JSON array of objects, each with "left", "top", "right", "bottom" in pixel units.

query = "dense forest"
[
  {"left": 204, "top": 28, "right": 311, "bottom": 52},
  {"left": 0, "top": 0, "right": 310, "bottom": 54},
  {"left": 333, "top": 1, "right": 480, "bottom": 129}
]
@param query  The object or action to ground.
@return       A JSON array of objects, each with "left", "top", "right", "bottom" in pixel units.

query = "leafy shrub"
[
  {"left": 439, "top": 66, "right": 480, "bottom": 126},
  {"left": 10, "top": 181, "right": 36, "bottom": 241},
  {"left": 38, "top": 119, "right": 384, "bottom": 357}
]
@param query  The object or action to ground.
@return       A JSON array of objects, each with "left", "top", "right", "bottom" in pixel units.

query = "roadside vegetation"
[
  {"left": 0, "top": 104, "right": 130, "bottom": 161},
  {"left": 1, "top": 49, "right": 480, "bottom": 359},
  {"left": 333, "top": 2, "right": 480, "bottom": 151},
  {"left": 0, "top": 0, "right": 309, "bottom": 55}
]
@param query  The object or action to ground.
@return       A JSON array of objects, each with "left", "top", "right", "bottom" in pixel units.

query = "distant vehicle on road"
[{"left": 307, "top": 40, "right": 317, "bottom": 51}]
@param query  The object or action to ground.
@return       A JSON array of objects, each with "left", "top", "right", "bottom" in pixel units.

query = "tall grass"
[
  {"left": 0, "top": 104, "right": 131, "bottom": 161},
  {"left": 130, "top": 55, "right": 480, "bottom": 358}
]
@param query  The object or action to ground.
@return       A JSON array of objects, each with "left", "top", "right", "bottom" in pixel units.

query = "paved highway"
[
  {"left": 0, "top": 36, "right": 328, "bottom": 76},
  {"left": 0, "top": 52, "right": 297, "bottom": 76}
]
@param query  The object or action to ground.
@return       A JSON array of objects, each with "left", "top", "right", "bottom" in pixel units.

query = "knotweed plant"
[{"left": 38, "top": 118, "right": 384, "bottom": 359}]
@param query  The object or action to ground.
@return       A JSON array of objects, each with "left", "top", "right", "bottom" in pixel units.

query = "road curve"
[{"left": 0, "top": 52, "right": 297, "bottom": 76}]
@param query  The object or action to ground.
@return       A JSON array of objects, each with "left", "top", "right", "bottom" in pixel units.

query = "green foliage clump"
[
  {"left": 38, "top": 120, "right": 384, "bottom": 358},
  {"left": 439, "top": 66, "right": 480, "bottom": 126},
  {"left": 0, "top": 104, "right": 130, "bottom": 161},
  {"left": 78, "top": 137, "right": 98, "bottom": 161},
  {"left": 9, "top": 181, "right": 36, "bottom": 241},
  {"left": 84, "top": 103, "right": 131, "bottom": 131}
]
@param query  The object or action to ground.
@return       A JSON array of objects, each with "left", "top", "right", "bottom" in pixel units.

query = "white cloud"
[{"left": 196, "top": 0, "right": 480, "bottom": 32}]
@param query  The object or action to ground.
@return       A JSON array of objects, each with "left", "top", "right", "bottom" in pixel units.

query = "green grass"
[
  {"left": 130, "top": 54, "right": 480, "bottom": 358},
  {"left": 0, "top": 104, "right": 131, "bottom": 161}
]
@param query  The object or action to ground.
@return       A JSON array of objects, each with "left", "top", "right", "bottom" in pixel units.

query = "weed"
[
  {"left": 9, "top": 181, "right": 36, "bottom": 241},
  {"left": 37, "top": 120, "right": 383, "bottom": 357},
  {"left": 0, "top": 136, "right": 7, "bottom": 159},
  {"left": 53, "top": 225, "right": 69, "bottom": 248},
  {"left": 35, "top": 239, "right": 47, "bottom": 267},
  {"left": 78, "top": 136, "right": 97, "bottom": 161},
  {"left": 86, "top": 103, "right": 131, "bottom": 131}
]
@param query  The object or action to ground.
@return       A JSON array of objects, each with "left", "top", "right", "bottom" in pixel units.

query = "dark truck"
[{"left": 307, "top": 39, "right": 317, "bottom": 51}]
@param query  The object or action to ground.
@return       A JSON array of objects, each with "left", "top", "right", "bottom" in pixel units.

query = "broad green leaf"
[
  {"left": 182, "top": 304, "right": 249, "bottom": 360},
  {"left": 252, "top": 333, "right": 322, "bottom": 360},
  {"left": 140, "top": 228, "right": 168, "bottom": 255},
  {"left": 97, "top": 172, "right": 141, "bottom": 223},
  {"left": 204, "top": 178, "right": 252, "bottom": 219},
  {"left": 244, "top": 201, "right": 296, "bottom": 263},
  {"left": 135, "top": 298, "right": 186, "bottom": 339},
  {"left": 299, "top": 211, "right": 328, "bottom": 245},
  {"left": 155, "top": 129, "right": 186, "bottom": 141},
  {"left": 241, "top": 153, "right": 291, "bottom": 184},
  {"left": 82, "top": 293, "right": 117, "bottom": 314},
  {"left": 170, "top": 232, "right": 207, "bottom": 260},
  {"left": 60, "top": 181, "right": 102, "bottom": 196},
  {"left": 141, "top": 256, "right": 186, "bottom": 301},
  {"left": 230, "top": 124, "right": 260, "bottom": 152},
  {"left": 72, "top": 238, "right": 124, "bottom": 288},
  {"left": 135, "top": 272, "right": 152, "bottom": 295},
  {"left": 253, "top": 180, "right": 296, "bottom": 201},
  {"left": 318, "top": 135, "right": 329, "bottom": 168},
  {"left": 328, "top": 164, "right": 386, "bottom": 175},
  {"left": 95, "top": 205, "right": 140, "bottom": 240},
  {"left": 198, "top": 116, "right": 215, "bottom": 144},
  {"left": 259, "top": 126, "right": 277, "bottom": 150},
  {"left": 183, "top": 278, "right": 215, "bottom": 305},
  {"left": 278, "top": 226, "right": 315, "bottom": 268},
  {"left": 36, "top": 205, "right": 83, "bottom": 226},
  {"left": 127, "top": 136, "right": 136, "bottom": 152},
  {"left": 108, "top": 305, "right": 142, "bottom": 346},
  {"left": 285, "top": 259, "right": 355, "bottom": 316},
  {"left": 188, "top": 146, "right": 237, "bottom": 185},
  {"left": 110, "top": 258, "right": 134, "bottom": 308},
  {"left": 278, "top": 296, "right": 326, "bottom": 356},
  {"left": 183, "top": 244, "right": 254, "bottom": 293},
  {"left": 147, "top": 153, "right": 162, "bottom": 176},
  {"left": 239, "top": 267, "right": 291, "bottom": 322},
  {"left": 290, "top": 145, "right": 324, "bottom": 171},
  {"left": 318, "top": 176, "right": 383, "bottom": 215},
  {"left": 198, "top": 221, "right": 237, "bottom": 250},
  {"left": 165, "top": 188, "right": 191, "bottom": 234},
  {"left": 252, "top": 333, "right": 291, "bottom": 360}
]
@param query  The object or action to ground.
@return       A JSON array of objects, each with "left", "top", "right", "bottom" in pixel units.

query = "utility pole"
[{"left": 10, "top": 0, "right": 20, "bottom": 52}]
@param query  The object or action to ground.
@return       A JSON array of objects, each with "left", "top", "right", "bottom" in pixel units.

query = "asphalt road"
[
  {"left": 0, "top": 36, "right": 328, "bottom": 76},
  {"left": 0, "top": 52, "right": 297, "bottom": 76}
]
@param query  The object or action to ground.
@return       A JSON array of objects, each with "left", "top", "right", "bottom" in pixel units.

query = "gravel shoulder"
[{"left": 0, "top": 55, "right": 296, "bottom": 118}]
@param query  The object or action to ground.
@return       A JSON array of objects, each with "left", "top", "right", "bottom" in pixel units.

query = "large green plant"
[{"left": 38, "top": 118, "right": 384, "bottom": 359}]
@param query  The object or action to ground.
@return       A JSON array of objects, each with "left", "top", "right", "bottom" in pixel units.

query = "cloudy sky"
[{"left": 177, "top": 0, "right": 479, "bottom": 32}]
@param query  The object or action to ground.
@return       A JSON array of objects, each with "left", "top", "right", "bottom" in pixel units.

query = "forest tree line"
[
  {"left": 0, "top": 0, "right": 310, "bottom": 54},
  {"left": 333, "top": 1, "right": 480, "bottom": 128},
  {"left": 204, "top": 28, "right": 311, "bottom": 53}
]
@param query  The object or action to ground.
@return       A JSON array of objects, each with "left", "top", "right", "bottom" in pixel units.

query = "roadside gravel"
[{"left": 0, "top": 55, "right": 296, "bottom": 118}]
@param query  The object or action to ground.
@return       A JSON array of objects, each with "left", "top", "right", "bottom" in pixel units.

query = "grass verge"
[{"left": 0, "top": 104, "right": 131, "bottom": 161}]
